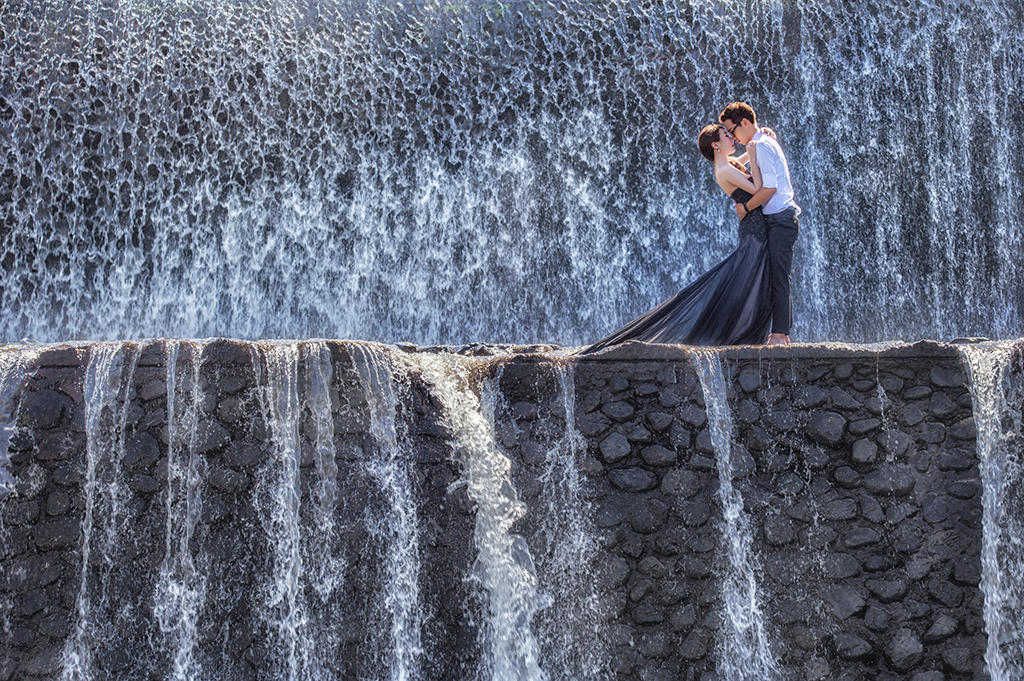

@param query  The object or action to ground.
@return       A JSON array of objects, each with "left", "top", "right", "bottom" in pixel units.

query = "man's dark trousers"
[{"left": 765, "top": 208, "right": 799, "bottom": 335}]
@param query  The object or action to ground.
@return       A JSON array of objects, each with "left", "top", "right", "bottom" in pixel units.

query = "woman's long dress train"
[{"left": 581, "top": 187, "right": 773, "bottom": 354}]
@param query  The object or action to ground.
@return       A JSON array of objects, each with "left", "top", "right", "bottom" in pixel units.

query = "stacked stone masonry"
[{"left": 0, "top": 339, "right": 1018, "bottom": 681}]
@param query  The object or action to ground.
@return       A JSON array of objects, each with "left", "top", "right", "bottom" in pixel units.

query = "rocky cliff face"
[{"left": 0, "top": 339, "right": 1020, "bottom": 681}]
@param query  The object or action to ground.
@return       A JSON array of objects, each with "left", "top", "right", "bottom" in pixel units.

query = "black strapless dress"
[{"left": 581, "top": 187, "right": 773, "bottom": 353}]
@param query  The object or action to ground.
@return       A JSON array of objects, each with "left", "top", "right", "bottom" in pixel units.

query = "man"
[{"left": 719, "top": 102, "right": 800, "bottom": 346}]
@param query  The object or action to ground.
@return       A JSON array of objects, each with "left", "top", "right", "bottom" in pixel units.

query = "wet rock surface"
[{"left": 0, "top": 339, "right": 1010, "bottom": 680}]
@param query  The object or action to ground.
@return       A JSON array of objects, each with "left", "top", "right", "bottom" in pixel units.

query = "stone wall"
[{"left": 0, "top": 339, "right": 1016, "bottom": 681}]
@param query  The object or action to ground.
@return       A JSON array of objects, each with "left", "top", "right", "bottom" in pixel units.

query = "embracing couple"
[{"left": 583, "top": 101, "right": 800, "bottom": 355}]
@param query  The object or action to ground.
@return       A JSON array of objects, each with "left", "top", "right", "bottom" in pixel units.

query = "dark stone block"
[
  {"left": 736, "top": 399, "right": 760, "bottom": 424},
  {"left": 645, "top": 411, "right": 673, "bottom": 432},
  {"left": 865, "top": 605, "right": 890, "bottom": 631},
  {"left": 844, "top": 526, "right": 881, "bottom": 549},
  {"left": 204, "top": 340, "right": 252, "bottom": 366},
  {"left": 903, "top": 385, "right": 932, "bottom": 400},
  {"left": 849, "top": 418, "right": 882, "bottom": 435},
  {"left": 920, "top": 422, "right": 946, "bottom": 444},
  {"left": 940, "top": 647, "right": 973, "bottom": 675},
  {"left": 823, "top": 553, "right": 861, "bottom": 579},
  {"left": 598, "top": 556, "right": 630, "bottom": 589},
  {"left": 900, "top": 404, "right": 926, "bottom": 427},
  {"left": 952, "top": 556, "right": 981, "bottom": 586},
  {"left": 864, "top": 464, "right": 915, "bottom": 496},
  {"left": 852, "top": 438, "right": 878, "bottom": 464},
  {"left": 928, "top": 392, "right": 957, "bottom": 418},
  {"left": 794, "top": 385, "right": 828, "bottom": 408},
  {"left": 46, "top": 490, "right": 71, "bottom": 516},
  {"left": 36, "top": 432, "right": 80, "bottom": 460},
  {"left": 640, "top": 445, "right": 675, "bottom": 467},
  {"left": 766, "top": 407, "right": 797, "bottom": 431},
  {"left": 124, "top": 432, "right": 161, "bottom": 469},
  {"left": 601, "top": 401, "right": 634, "bottom": 422},
  {"left": 930, "top": 367, "right": 963, "bottom": 388},
  {"left": 195, "top": 419, "right": 231, "bottom": 454},
  {"left": 764, "top": 515, "right": 795, "bottom": 546},
  {"left": 948, "top": 417, "right": 976, "bottom": 441},
  {"left": 5, "top": 499, "right": 40, "bottom": 526},
  {"left": 738, "top": 368, "right": 760, "bottom": 393},
  {"left": 878, "top": 430, "right": 912, "bottom": 458},
  {"left": 835, "top": 633, "right": 872, "bottom": 660},
  {"left": 923, "top": 614, "right": 958, "bottom": 642},
  {"left": 18, "top": 646, "right": 63, "bottom": 676},
  {"left": 822, "top": 498, "right": 858, "bottom": 521},
  {"left": 224, "top": 441, "right": 263, "bottom": 469},
  {"left": 33, "top": 517, "right": 81, "bottom": 549},
  {"left": 922, "top": 496, "right": 951, "bottom": 523},
  {"left": 629, "top": 499, "right": 668, "bottom": 534},
  {"left": 829, "top": 387, "right": 861, "bottom": 411},
  {"left": 909, "top": 673, "right": 944, "bottom": 681},
  {"left": 677, "top": 498, "right": 712, "bottom": 527},
  {"left": 927, "top": 579, "right": 963, "bottom": 607},
  {"left": 599, "top": 432, "right": 630, "bottom": 463},
  {"left": 678, "top": 555, "right": 711, "bottom": 579},
  {"left": 678, "top": 629, "right": 710, "bottom": 660},
  {"left": 19, "top": 390, "right": 65, "bottom": 429},
  {"left": 946, "top": 480, "right": 979, "bottom": 499},
  {"left": 608, "top": 375, "right": 630, "bottom": 393},
  {"left": 679, "top": 404, "right": 706, "bottom": 428},
  {"left": 609, "top": 467, "right": 657, "bottom": 492},
  {"left": 887, "top": 628, "right": 924, "bottom": 671},
  {"left": 834, "top": 363, "right": 853, "bottom": 379},
  {"left": 129, "top": 474, "right": 160, "bottom": 494},
  {"left": 670, "top": 603, "right": 698, "bottom": 631},
  {"left": 866, "top": 578, "right": 909, "bottom": 603},
  {"left": 660, "top": 468, "right": 700, "bottom": 498},
  {"left": 834, "top": 466, "right": 861, "bottom": 488},
  {"left": 808, "top": 411, "right": 846, "bottom": 445},
  {"left": 859, "top": 494, "right": 885, "bottom": 523},
  {"left": 632, "top": 603, "right": 664, "bottom": 624},
  {"left": 821, "top": 585, "right": 866, "bottom": 619}
]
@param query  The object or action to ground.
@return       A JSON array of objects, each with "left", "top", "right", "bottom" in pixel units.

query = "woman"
[{"left": 581, "top": 124, "right": 773, "bottom": 354}]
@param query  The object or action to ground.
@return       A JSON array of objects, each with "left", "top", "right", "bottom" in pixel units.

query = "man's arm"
[{"left": 736, "top": 142, "right": 779, "bottom": 218}]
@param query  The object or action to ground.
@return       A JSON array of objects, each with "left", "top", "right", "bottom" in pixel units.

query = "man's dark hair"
[{"left": 719, "top": 102, "right": 757, "bottom": 127}]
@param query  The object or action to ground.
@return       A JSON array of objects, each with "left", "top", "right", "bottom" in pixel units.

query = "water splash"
[
  {"left": 693, "top": 349, "right": 778, "bottom": 681},
  {"left": 414, "top": 353, "right": 548, "bottom": 681},
  {"left": 153, "top": 341, "right": 208, "bottom": 681},
  {"left": 2, "top": 2, "right": 1022, "bottom": 344},
  {"left": 350, "top": 343, "right": 423, "bottom": 681},
  {"left": 959, "top": 342, "right": 1024, "bottom": 681}
]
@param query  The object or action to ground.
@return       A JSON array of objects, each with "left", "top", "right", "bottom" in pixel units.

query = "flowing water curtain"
[
  {"left": 413, "top": 353, "right": 549, "bottom": 681},
  {"left": 960, "top": 342, "right": 1024, "bottom": 681},
  {"left": 692, "top": 349, "right": 779, "bottom": 681},
  {"left": 349, "top": 343, "right": 424, "bottom": 681},
  {"left": 530, "top": 361, "right": 609, "bottom": 680},
  {"left": 61, "top": 343, "right": 141, "bottom": 681},
  {"left": 152, "top": 340, "right": 209, "bottom": 681},
  {"left": 1, "top": 1, "right": 1022, "bottom": 344}
]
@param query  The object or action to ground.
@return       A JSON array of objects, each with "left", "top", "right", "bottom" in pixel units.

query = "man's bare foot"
[{"left": 766, "top": 333, "right": 791, "bottom": 345}]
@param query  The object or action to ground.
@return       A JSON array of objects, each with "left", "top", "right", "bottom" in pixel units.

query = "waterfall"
[
  {"left": 532, "top": 362, "right": 608, "bottom": 680},
  {"left": 693, "top": 349, "right": 778, "bottom": 681},
  {"left": 2, "top": 1, "right": 1021, "bottom": 345},
  {"left": 350, "top": 343, "right": 423, "bottom": 681},
  {"left": 153, "top": 341, "right": 208, "bottom": 681},
  {"left": 414, "top": 354, "right": 548, "bottom": 681},
  {"left": 61, "top": 343, "right": 140, "bottom": 680},
  {"left": 960, "top": 342, "right": 1024, "bottom": 681}
]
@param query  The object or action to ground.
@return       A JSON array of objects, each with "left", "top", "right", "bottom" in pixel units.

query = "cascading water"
[
  {"left": 531, "top": 362, "right": 608, "bottom": 680},
  {"left": 153, "top": 341, "right": 208, "bottom": 681},
  {"left": 414, "top": 354, "right": 548, "bottom": 681},
  {"left": 2, "top": 1, "right": 1022, "bottom": 345},
  {"left": 960, "top": 342, "right": 1024, "bottom": 681},
  {"left": 693, "top": 349, "right": 778, "bottom": 681},
  {"left": 350, "top": 343, "right": 423, "bottom": 681},
  {"left": 62, "top": 343, "right": 140, "bottom": 681}
]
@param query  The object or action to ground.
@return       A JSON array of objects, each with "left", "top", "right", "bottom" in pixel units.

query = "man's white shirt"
[{"left": 750, "top": 130, "right": 799, "bottom": 216}]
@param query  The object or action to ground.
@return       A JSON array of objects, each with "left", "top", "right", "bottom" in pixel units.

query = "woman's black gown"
[{"left": 581, "top": 186, "right": 773, "bottom": 354}]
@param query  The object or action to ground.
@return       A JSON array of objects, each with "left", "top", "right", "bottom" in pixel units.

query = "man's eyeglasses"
[{"left": 725, "top": 122, "right": 740, "bottom": 139}]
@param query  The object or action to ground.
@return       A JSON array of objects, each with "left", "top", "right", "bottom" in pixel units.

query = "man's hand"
[
  {"left": 735, "top": 203, "right": 748, "bottom": 220},
  {"left": 759, "top": 126, "right": 777, "bottom": 141}
]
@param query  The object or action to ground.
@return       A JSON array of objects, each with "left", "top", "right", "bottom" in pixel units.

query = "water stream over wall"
[
  {"left": 2, "top": 1, "right": 1022, "bottom": 345},
  {"left": 960, "top": 342, "right": 1024, "bottom": 681},
  {"left": 693, "top": 349, "right": 778, "bottom": 681}
]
